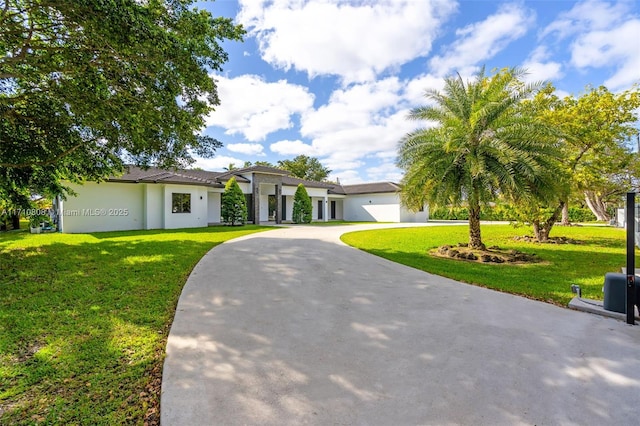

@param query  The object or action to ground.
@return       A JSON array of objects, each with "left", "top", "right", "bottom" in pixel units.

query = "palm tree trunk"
[{"left": 468, "top": 202, "right": 485, "bottom": 250}]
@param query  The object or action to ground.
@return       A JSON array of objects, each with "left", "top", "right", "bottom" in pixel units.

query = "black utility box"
[{"left": 603, "top": 272, "right": 640, "bottom": 313}]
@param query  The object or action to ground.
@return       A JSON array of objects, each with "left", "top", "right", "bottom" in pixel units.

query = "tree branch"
[{"left": 0, "top": 142, "right": 84, "bottom": 168}]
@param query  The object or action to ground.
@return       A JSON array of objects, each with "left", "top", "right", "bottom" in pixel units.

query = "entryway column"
[
  {"left": 275, "top": 184, "right": 282, "bottom": 224},
  {"left": 252, "top": 181, "right": 260, "bottom": 225},
  {"left": 323, "top": 195, "right": 329, "bottom": 222}
]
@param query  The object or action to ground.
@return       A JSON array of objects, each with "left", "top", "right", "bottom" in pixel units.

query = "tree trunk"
[
  {"left": 468, "top": 203, "right": 486, "bottom": 250},
  {"left": 584, "top": 190, "right": 610, "bottom": 221},
  {"left": 532, "top": 201, "right": 564, "bottom": 242},
  {"left": 560, "top": 202, "right": 570, "bottom": 226},
  {"left": 11, "top": 214, "right": 20, "bottom": 230}
]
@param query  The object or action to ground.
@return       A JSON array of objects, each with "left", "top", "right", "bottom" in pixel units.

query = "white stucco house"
[{"left": 56, "top": 165, "right": 428, "bottom": 233}]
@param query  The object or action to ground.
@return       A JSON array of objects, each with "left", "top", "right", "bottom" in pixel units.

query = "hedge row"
[{"left": 428, "top": 205, "right": 597, "bottom": 222}]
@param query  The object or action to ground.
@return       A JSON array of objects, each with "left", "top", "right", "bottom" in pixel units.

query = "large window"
[{"left": 172, "top": 193, "right": 191, "bottom": 213}]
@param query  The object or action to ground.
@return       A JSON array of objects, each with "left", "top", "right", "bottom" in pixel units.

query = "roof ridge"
[{"left": 172, "top": 170, "right": 215, "bottom": 185}]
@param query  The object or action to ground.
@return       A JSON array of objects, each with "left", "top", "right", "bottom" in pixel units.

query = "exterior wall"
[
  {"left": 283, "top": 195, "right": 293, "bottom": 221},
  {"left": 282, "top": 186, "right": 296, "bottom": 197},
  {"left": 281, "top": 186, "right": 331, "bottom": 222},
  {"left": 400, "top": 204, "right": 429, "bottom": 223},
  {"left": 163, "top": 184, "right": 208, "bottom": 229},
  {"left": 237, "top": 182, "right": 251, "bottom": 193},
  {"left": 62, "top": 176, "right": 428, "bottom": 232},
  {"left": 62, "top": 182, "right": 145, "bottom": 233},
  {"left": 251, "top": 174, "right": 282, "bottom": 224},
  {"left": 259, "top": 193, "right": 270, "bottom": 222},
  {"left": 207, "top": 191, "right": 221, "bottom": 223},
  {"left": 145, "top": 184, "right": 163, "bottom": 229},
  {"left": 343, "top": 193, "right": 402, "bottom": 222},
  {"left": 329, "top": 198, "right": 344, "bottom": 220}
]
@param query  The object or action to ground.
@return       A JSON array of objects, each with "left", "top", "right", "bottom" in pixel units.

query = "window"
[{"left": 172, "top": 193, "right": 191, "bottom": 213}]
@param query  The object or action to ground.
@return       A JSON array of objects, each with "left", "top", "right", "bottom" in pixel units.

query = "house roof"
[
  {"left": 217, "top": 165, "right": 291, "bottom": 180},
  {"left": 108, "top": 166, "right": 230, "bottom": 187},
  {"left": 108, "top": 166, "right": 399, "bottom": 196},
  {"left": 327, "top": 185, "right": 346, "bottom": 195},
  {"left": 341, "top": 182, "right": 401, "bottom": 195},
  {"left": 282, "top": 175, "right": 337, "bottom": 189}
]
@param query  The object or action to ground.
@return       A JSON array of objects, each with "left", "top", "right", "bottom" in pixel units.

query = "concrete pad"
[
  {"left": 162, "top": 224, "right": 640, "bottom": 425},
  {"left": 569, "top": 297, "right": 640, "bottom": 322}
]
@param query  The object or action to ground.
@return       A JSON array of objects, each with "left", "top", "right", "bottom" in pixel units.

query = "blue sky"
[{"left": 193, "top": 0, "right": 640, "bottom": 183}]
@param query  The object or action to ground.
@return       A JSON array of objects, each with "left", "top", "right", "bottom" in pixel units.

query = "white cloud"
[
  {"left": 541, "top": 0, "right": 640, "bottom": 91},
  {"left": 366, "top": 162, "right": 403, "bottom": 182},
  {"left": 521, "top": 46, "right": 563, "bottom": 83},
  {"left": 291, "top": 75, "right": 442, "bottom": 176},
  {"left": 192, "top": 155, "right": 245, "bottom": 172},
  {"left": 269, "top": 139, "right": 318, "bottom": 156},
  {"left": 205, "top": 74, "right": 314, "bottom": 141},
  {"left": 237, "top": 0, "right": 457, "bottom": 83},
  {"left": 540, "top": 0, "right": 631, "bottom": 40},
  {"left": 402, "top": 74, "right": 446, "bottom": 106},
  {"left": 301, "top": 77, "right": 404, "bottom": 137},
  {"left": 329, "top": 169, "right": 364, "bottom": 185},
  {"left": 429, "top": 3, "right": 535, "bottom": 76},
  {"left": 227, "top": 143, "right": 265, "bottom": 156},
  {"left": 570, "top": 19, "right": 640, "bottom": 90},
  {"left": 305, "top": 109, "right": 415, "bottom": 173}
]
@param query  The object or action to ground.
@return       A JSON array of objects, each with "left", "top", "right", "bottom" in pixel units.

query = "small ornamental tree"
[
  {"left": 221, "top": 177, "right": 247, "bottom": 226},
  {"left": 292, "top": 184, "right": 312, "bottom": 224}
]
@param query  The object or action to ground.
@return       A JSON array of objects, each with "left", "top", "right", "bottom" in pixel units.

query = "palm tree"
[
  {"left": 397, "top": 67, "right": 560, "bottom": 249},
  {"left": 223, "top": 163, "right": 237, "bottom": 171}
]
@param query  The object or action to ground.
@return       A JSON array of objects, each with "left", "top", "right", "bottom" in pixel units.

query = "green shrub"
[
  {"left": 429, "top": 204, "right": 598, "bottom": 223},
  {"left": 567, "top": 206, "right": 597, "bottom": 222},
  {"left": 292, "top": 184, "right": 312, "bottom": 223},
  {"left": 221, "top": 177, "right": 247, "bottom": 225},
  {"left": 429, "top": 204, "right": 519, "bottom": 221}
]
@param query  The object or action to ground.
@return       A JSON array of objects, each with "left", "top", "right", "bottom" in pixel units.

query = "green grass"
[
  {"left": 0, "top": 225, "right": 270, "bottom": 424},
  {"left": 341, "top": 224, "right": 638, "bottom": 306}
]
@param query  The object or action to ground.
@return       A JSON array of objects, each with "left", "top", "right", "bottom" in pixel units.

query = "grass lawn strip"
[
  {"left": 341, "top": 224, "right": 638, "bottom": 306},
  {"left": 0, "top": 225, "right": 270, "bottom": 425}
]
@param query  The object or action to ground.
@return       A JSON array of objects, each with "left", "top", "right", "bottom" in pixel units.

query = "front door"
[
  {"left": 317, "top": 200, "right": 323, "bottom": 220},
  {"left": 281, "top": 195, "right": 287, "bottom": 221},
  {"left": 331, "top": 200, "right": 336, "bottom": 219},
  {"left": 268, "top": 195, "right": 277, "bottom": 220}
]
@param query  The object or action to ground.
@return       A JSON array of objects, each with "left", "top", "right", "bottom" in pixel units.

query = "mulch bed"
[{"left": 431, "top": 243, "right": 540, "bottom": 264}]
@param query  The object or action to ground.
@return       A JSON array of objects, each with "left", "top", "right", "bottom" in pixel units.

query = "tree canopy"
[
  {"left": 277, "top": 155, "right": 331, "bottom": 182},
  {"left": 398, "top": 67, "right": 561, "bottom": 249},
  {"left": 0, "top": 0, "right": 244, "bottom": 207},
  {"left": 507, "top": 84, "right": 640, "bottom": 240},
  {"left": 540, "top": 85, "right": 640, "bottom": 222}
]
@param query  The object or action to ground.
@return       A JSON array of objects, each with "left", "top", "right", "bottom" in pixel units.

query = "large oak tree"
[
  {"left": 277, "top": 155, "right": 331, "bottom": 182},
  {"left": 0, "top": 0, "right": 244, "bottom": 207}
]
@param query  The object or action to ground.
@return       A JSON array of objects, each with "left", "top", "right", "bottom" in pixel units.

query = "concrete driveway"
[{"left": 161, "top": 224, "right": 640, "bottom": 425}]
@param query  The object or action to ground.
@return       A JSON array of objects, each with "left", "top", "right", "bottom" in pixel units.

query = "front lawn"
[
  {"left": 341, "top": 224, "right": 638, "bottom": 305},
  {"left": 0, "top": 225, "right": 269, "bottom": 425}
]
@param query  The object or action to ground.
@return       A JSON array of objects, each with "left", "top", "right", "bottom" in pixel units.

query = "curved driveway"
[{"left": 161, "top": 224, "right": 640, "bottom": 425}]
